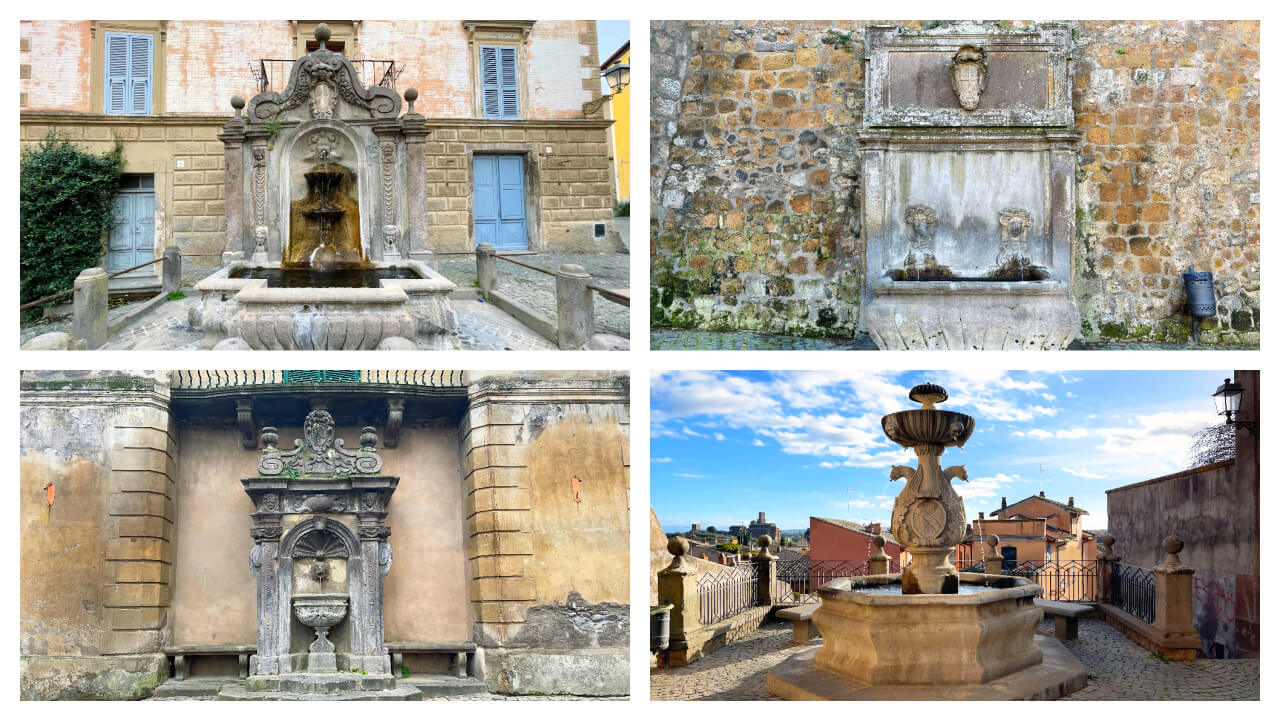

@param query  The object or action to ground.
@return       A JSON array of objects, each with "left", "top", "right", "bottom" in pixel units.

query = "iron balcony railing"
[
  {"left": 958, "top": 559, "right": 1101, "bottom": 602},
  {"left": 250, "top": 58, "right": 405, "bottom": 95},
  {"left": 1111, "top": 561, "right": 1157, "bottom": 622},
  {"left": 774, "top": 558, "right": 903, "bottom": 604},
  {"left": 697, "top": 564, "right": 758, "bottom": 624},
  {"left": 171, "top": 370, "right": 465, "bottom": 390}
]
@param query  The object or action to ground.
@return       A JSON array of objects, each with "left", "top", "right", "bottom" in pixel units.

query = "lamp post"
[
  {"left": 582, "top": 61, "right": 630, "bottom": 114},
  {"left": 1213, "top": 376, "right": 1258, "bottom": 436}
]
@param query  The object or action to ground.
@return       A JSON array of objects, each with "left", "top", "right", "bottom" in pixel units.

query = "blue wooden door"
[
  {"left": 107, "top": 178, "right": 155, "bottom": 273},
  {"left": 474, "top": 155, "right": 527, "bottom": 250}
]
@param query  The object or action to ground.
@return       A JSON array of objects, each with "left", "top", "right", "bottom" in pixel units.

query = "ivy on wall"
[{"left": 20, "top": 132, "right": 124, "bottom": 305}]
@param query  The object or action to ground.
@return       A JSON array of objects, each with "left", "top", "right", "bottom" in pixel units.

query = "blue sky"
[
  {"left": 651, "top": 370, "right": 1231, "bottom": 534},
  {"left": 597, "top": 21, "right": 629, "bottom": 62}
]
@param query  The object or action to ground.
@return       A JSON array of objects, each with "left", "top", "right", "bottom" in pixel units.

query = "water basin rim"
[
  {"left": 871, "top": 279, "right": 1068, "bottom": 296},
  {"left": 817, "top": 573, "right": 1040, "bottom": 604},
  {"left": 292, "top": 592, "right": 351, "bottom": 603}
]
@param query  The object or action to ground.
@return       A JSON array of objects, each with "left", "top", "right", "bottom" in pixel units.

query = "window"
[
  {"left": 480, "top": 45, "right": 519, "bottom": 119},
  {"left": 104, "top": 32, "right": 152, "bottom": 115}
]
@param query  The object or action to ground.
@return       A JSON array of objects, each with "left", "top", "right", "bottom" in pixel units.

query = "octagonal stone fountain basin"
[
  {"left": 191, "top": 259, "right": 457, "bottom": 350},
  {"left": 864, "top": 279, "right": 1080, "bottom": 350},
  {"left": 813, "top": 573, "right": 1042, "bottom": 686}
]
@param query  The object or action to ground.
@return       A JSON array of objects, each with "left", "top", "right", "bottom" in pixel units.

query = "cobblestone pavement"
[
  {"left": 454, "top": 297, "right": 558, "bottom": 351},
  {"left": 21, "top": 295, "right": 164, "bottom": 345},
  {"left": 439, "top": 252, "right": 630, "bottom": 337},
  {"left": 424, "top": 693, "right": 627, "bottom": 701},
  {"left": 650, "top": 329, "right": 1257, "bottom": 351},
  {"left": 650, "top": 618, "right": 1259, "bottom": 701},
  {"left": 651, "top": 330, "right": 874, "bottom": 350},
  {"left": 101, "top": 296, "right": 205, "bottom": 350}
]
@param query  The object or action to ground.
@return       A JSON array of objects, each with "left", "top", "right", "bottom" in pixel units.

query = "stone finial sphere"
[
  {"left": 315, "top": 23, "right": 332, "bottom": 42},
  {"left": 1162, "top": 535, "right": 1183, "bottom": 555},
  {"left": 1102, "top": 534, "right": 1115, "bottom": 549},
  {"left": 757, "top": 535, "right": 773, "bottom": 549},
  {"left": 231, "top": 95, "right": 246, "bottom": 111},
  {"left": 667, "top": 536, "right": 689, "bottom": 556},
  {"left": 873, "top": 534, "right": 886, "bottom": 549},
  {"left": 404, "top": 88, "right": 419, "bottom": 103},
  {"left": 986, "top": 534, "right": 1000, "bottom": 548}
]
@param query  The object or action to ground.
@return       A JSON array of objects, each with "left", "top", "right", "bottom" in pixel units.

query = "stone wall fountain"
[
  {"left": 766, "top": 383, "right": 1088, "bottom": 700},
  {"left": 192, "top": 24, "right": 457, "bottom": 350},
  {"left": 218, "top": 409, "right": 421, "bottom": 700},
  {"left": 858, "top": 22, "right": 1082, "bottom": 349}
]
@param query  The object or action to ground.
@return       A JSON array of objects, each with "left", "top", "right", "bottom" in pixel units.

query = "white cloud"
[
  {"left": 1061, "top": 466, "right": 1105, "bottom": 479},
  {"left": 713, "top": 432, "right": 726, "bottom": 441},
  {"left": 673, "top": 472, "right": 705, "bottom": 478},
  {"left": 752, "top": 439, "right": 765, "bottom": 447},
  {"left": 652, "top": 457, "right": 673, "bottom": 463},
  {"left": 958, "top": 472, "right": 1017, "bottom": 502},
  {"left": 1012, "top": 429, "right": 1054, "bottom": 439}
]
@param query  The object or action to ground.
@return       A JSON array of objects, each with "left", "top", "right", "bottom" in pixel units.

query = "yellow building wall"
[{"left": 605, "top": 48, "right": 630, "bottom": 201}]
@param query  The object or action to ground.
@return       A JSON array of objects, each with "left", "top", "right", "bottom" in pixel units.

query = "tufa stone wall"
[{"left": 650, "top": 20, "right": 1260, "bottom": 344}]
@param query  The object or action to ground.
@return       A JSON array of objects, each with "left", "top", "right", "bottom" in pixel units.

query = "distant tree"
[
  {"left": 781, "top": 537, "right": 794, "bottom": 547},
  {"left": 1187, "top": 422, "right": 1235, "bottom": 468},
  {"left": 804, "top": 528, "right": 811, "bottom": 541},
  {"left": 707, "top": 525, "right": 718, "bottom": 534},
  {"left": 716, "top": 541, "right": 740, "bottom": 553}
]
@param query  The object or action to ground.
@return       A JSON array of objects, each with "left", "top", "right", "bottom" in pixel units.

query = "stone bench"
[
  {"left": 163, "top": 644, "right": 256, "bottom": 681},
  {"left": 1035, "top": 599, "right": 1094, "bottom": 641},
  {"left": 386, "top": 641, "right": 477, "bottom": 679},
  {"left": 776, "top": 604, "right": 819, "bottom": 644}
]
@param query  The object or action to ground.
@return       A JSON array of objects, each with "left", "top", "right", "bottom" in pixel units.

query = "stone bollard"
[
  {"left": 476, "top": 243, "right": 497, "bottom": 294},
  {"left": 555, "top": 264, "right": 594, "bottom": 349},
  {"left": 1151, "top": 535, "right": 1201, "bottom": 659},
  {"left": 867, "top": 534, "right": 891, "bottom": 575},
  {"left": 657, "top": 536, "right": 699, "bottom": 666},
  {"left": 1098, "top": 534, "right": 1120, "bottom": 602},
  {"left": 72, "top": 267, "right": 109, "bottom": 350},
  {"left": 162, "top": 246, "right": 182, "bottom": 294},
  {"left": 753, "top": 535, "right": 777, "bottom": 606}
]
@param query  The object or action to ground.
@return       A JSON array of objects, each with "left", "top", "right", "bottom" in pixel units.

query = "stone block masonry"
[{"left": 651, "top": 20, "right": 1259, "bottom": 345}]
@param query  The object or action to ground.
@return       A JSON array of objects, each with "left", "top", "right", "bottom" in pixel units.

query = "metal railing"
[
  {"left": 171, "top": 370, "right": 466, "bottom": 390},
  {"left": 774, "top": 558, "right": 902, "bottom": 604},
  {"left": 697, "top": 565, "right": 757, "bottom": 624},
  {"left": 250, "top": 58, "right": 404, "bottom": 94},
  {"left": 20, "top": 256, "right": 164, "bottom": 311},
  {"left": 958, "top": 559, "right": 1101, "bottom": 602},
  {"left": 1111, "top": 562, "right": 1157, "bottom": 622}
]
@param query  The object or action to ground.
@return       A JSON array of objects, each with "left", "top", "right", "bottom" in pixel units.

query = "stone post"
[
  {"left": 753, "top": 535, "right": 777, "bottom": 606},
  {"left": 72, "top": 267, "right": 109, "bottom": 350},
  {"left": 555, "top": 263, "right": 594, "bottom": 349},
  {"left": 867, "top": 534, "right": 891, "bottom": 575},
  {"left": 162, "top": 246, "right": 182, "bottom": 293},
  {"left": 476, "top": 243, "right": 498, "bottom": 294},
  {"left": 1098, "top": 534, "right": 1119, "bottom": 602},
  {"left": 219, "top": 96, "right": 247, "bottom": 259},
  {"left": 400, "top": 88, "right": 434, "bottom": 265},
  {"left": 1151, "top": 536, "right": 1201, "bottom": 659},
  {"left": 657, "top": 537, "right": 700, "bottom": 661}
]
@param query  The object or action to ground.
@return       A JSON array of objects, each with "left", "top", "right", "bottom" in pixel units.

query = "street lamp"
[
  {"left": 1213, "top": 377, "right": 1257, "bottom": 435},
  {"left": 582, "top": 61, "right": 630, "bottom": 114}
]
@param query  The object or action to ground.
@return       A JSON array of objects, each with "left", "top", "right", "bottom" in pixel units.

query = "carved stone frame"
[{"left": 463, "top": 20, "right": 535, "bottom": 120}]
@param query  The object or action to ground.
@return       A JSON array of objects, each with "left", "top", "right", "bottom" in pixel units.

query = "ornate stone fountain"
[
  {"left": 858, "top": 22, "right": 1082, "bottom": 349},
  {"left": 218, "top": 409, "right": 420, "bottom": 700},
  {"left": 192, "top": 24, "right": 456, "bottom": 350},
  {"left": 766, "top": 383, "right": 1088, "bottom": 699}
]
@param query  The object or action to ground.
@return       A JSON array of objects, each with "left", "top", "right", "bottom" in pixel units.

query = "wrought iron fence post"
[
  {"left": 867, "top": 534, "right": 891, "bottom": 576},
  {"left": 753, "top": 535, "right": 777, "bottom": 606},
  {"left": 1152, "top": 535, "right": 1201, "bottom": 657},
  {"left": 657, "top": 537, "right": 699, "bottom": 666}
]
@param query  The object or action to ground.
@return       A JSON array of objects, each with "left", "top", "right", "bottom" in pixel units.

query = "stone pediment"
[
  {"left": 257, "top": 409, "right": 383, "bottom": 476},
  {"left": 248, "top": 29, "right": 400, "bottom": 122}
]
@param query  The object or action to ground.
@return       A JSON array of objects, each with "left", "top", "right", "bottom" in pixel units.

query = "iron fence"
[
  {"left": 171, "top": 370, "right": 465, "bottom": 389},
  {"left": 250, "top": 58, "right": 404, "bottom": 95},
  {"left": 697, "top": 565, "right": 757, "bottom": 624},
  {"left": 774, "top": 558, "right": 902, "bottom": 604},
  {"left": 1111, "top": 562, "right": 1156, "bottom": 622},
  {"left": 958, "top": 559, "right": 1101, "bottom": 602}
]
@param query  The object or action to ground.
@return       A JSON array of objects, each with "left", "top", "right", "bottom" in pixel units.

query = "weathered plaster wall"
[
  {"left": 526, "top": 21, "right": 601, "bottom": 120},
  {"left": 169, "top": 424, "right": 471, "bottom": 647},
  {"left": 651, "top": 20, "right": 1260, "bottom": 344},
  {"left": 19, "top": 20, "right": 90, "bottom": 112},
  {"left": 164, "top": 21, "right": 293, "bottom": 114},
  {"left": 361, "top": 20, "right": 472, "bottom": 118}
]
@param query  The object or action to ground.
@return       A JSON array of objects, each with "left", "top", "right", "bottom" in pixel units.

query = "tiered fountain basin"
[
  {"left": 864, "top": 278, "right": 1080, "bottom": 351},
  {"left": 766, "top": 573, "right": 1088, "bottom": 700},
  {"left": 191, "top": 259, "right": 456, "bottom": 350}
]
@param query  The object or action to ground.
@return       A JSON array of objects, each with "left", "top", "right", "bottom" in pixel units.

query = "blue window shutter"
[
  {"left": 128, "top": 34, "right": 153, "bottom": 115},
  {"left": 104, "top": 33, "right": 129, "bottom": 114},
  {"left": 480, "top": 45, "right": 500, "bottom": 118},
  {"left": 498, "top": 46, "right": 518, "bottom": 118}
]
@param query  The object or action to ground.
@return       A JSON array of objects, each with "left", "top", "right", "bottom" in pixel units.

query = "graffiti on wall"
[{"left": 1193, "top": 575, "right": 1236, "bottom": 658}]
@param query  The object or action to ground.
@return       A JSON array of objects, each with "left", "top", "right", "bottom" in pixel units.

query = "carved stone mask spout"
[{"left": 310, "top": 560, "right": 330, "bottom": 582}]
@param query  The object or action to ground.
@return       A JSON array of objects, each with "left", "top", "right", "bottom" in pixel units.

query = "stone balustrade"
[{"left": 1097, "top": 534, "right": 1203, "bottom": 660}]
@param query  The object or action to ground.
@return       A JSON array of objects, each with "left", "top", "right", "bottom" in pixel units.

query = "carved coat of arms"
[{"left": 948, "top": 45, "right": 989, "bottom": 111}]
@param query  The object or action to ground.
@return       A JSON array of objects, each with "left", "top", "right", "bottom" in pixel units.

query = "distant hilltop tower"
[{"left": 748, "top": 512, "right": 780, "bottom": 543}]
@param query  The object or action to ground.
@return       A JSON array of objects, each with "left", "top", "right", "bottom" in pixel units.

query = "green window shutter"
[
  {"left": 128, "top": 34, "right": 153, "bottom": 115},
  {"left": 104, "top": 33, "right": 129, "bottom": 114}
]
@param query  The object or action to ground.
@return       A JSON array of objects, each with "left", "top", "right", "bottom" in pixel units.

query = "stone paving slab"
[
  {"left": 453, "top": 298, "right": 558, "bottom": 351},
  {"left": 650, "top": 618, "right": 1260, "bottom": 701},
  {"left": 651, "top": 329, "right": 1258, "bottom": 351},
  {"left": 440, "top": 252, "right": 630, "bottom": 337}
]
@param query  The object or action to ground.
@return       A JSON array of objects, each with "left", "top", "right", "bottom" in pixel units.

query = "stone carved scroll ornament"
[
  {"left": 948, "top": 45, "right": 989, "bottom": 111},
  {"left": 247, "top": 41, "right": 400, "bottom": 121},
  {"left": 257, "top": 410, "right": 383, "bottom": 476}
]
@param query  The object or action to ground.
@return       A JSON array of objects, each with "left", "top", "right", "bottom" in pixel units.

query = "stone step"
[
  {"left": 216, "top": 680, "right": 423, "bottom": 701},
  {"left": 151, "top": 678, "right": 236, "bottom": 699},
  {"left": 407, "top": 674, "right": 489, "bottom": 698},
  {"left": 243, "top": 671, "right": 398, "bottom": 694}
]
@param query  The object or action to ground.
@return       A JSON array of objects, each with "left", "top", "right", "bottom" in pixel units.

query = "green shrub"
[
  {"left": 613, "top": 200, "right": 630, "bottom": 217},
  {"left": 20, "top": 132, "right": 124, "bottom": 305}
]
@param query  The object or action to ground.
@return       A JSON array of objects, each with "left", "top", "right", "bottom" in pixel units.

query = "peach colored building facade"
[
  {"left": 20, "top": 20, "right": 617, "bottom": 292},
  {"left": 809, "top": 517, "right": 906, "bottom": 567}
]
